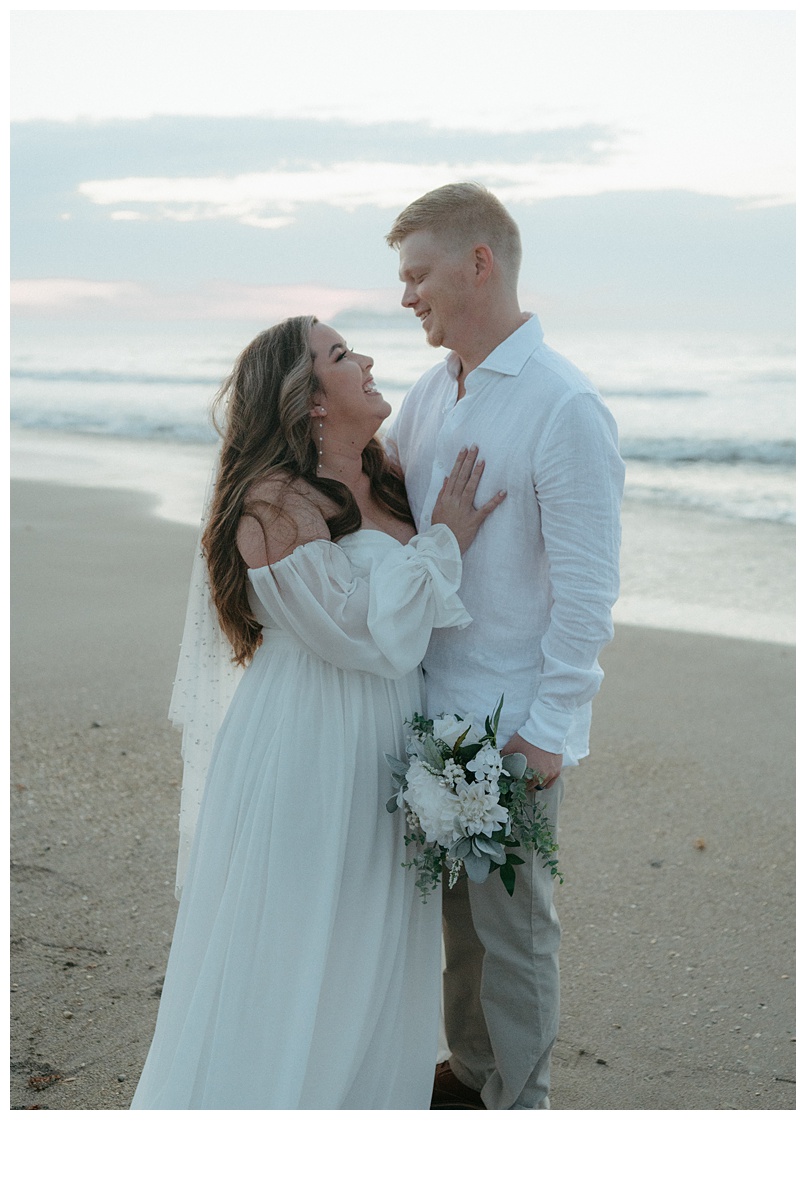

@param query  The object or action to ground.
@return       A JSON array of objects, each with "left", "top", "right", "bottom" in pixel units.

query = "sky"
[{"left": 9, "top": 5, "right": 796, "bottom": 332}]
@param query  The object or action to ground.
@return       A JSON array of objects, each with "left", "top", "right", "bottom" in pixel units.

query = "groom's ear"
[{"left": 472, "top": 244, "right": 495, "bottom": 283}]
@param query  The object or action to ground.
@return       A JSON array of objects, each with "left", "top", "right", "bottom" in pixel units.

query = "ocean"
[{"left": 10, "top": 315, "right": 795, "bottom": 644}]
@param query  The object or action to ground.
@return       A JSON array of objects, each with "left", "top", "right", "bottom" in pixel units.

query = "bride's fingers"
[
  {"left": 442, "top": 447, "right": 505, "bottom": 523},
  {"left": 447, "top": 446, "right": 479, "bottom": 494},
  {"left": 456, "top": 453, "right": 487, "bottom": 503},
  {"left": 444, "top": 447, "right": 470, "bottom": 493},
  {"left": 457, "top": 446, "right": 481, "bottom": 490},
  {"left": 476, "top": 489, "right": 507, "bottom": 519}
]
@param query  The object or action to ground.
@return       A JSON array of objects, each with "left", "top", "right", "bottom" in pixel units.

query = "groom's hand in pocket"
[{"left": 501, "top": 733, "right": 562, "bottom": 790}]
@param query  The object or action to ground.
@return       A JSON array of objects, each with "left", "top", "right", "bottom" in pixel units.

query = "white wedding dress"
[{"left": 131, "top": 525, "right": 469, "bottom": 1110}]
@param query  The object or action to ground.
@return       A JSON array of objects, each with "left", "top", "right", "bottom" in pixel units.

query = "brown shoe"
[{"left": 430, "top": 1061, "right": 485, "bottom": 1109}]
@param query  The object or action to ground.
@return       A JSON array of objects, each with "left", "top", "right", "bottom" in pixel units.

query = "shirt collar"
[{"left": 445, "top": 313, "right": 544, "bottom": 381}]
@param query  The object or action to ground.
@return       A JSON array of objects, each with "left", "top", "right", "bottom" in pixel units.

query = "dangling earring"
[{"left": 312, "top": 405, "right": 326, "bottom": 474}]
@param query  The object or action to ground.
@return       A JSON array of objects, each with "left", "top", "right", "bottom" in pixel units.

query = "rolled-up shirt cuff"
[{"left": 519, "top": 701, "right": 576, "bottom": 756}]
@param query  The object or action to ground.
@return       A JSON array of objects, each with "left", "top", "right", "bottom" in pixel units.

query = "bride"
[{"left": 131, "top": 316, "right": 505, "bottom": 1109}]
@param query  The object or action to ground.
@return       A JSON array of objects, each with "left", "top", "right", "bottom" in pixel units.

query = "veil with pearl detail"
[{"left": 168, "top": 452, "right": 242, "bottom": 898}]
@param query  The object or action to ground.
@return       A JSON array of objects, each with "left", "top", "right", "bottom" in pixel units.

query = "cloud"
[
  {"left": 10, "top": 278, "right": 148, "bottom": 311},
  {"left": 10, "top": 115, "right": 794, "bottom": 333},
  {"left": 12, "top": 115, "right": 615, "bottom": 179},
  {"left": 77, "top": 159, "right": 630, "bottom": 226},
  {"left": 10, "top": 279, "right": 401, "bottom": 322},
  {"left": 15, "top": 114, "right": 621, "bottom": 231}
]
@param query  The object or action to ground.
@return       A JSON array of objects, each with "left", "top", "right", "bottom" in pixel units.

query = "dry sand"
[{"left": 10, "top": 480, "right": 795, "bottom": 1111}]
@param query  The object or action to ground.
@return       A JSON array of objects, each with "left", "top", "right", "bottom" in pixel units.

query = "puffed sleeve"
[{"left": 246, "top": 523, "right": 471, "bottom": 678}]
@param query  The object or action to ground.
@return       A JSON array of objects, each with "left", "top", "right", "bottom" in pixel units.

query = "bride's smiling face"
[{"left": 309, "top": 323, "right": 391, "bottom": 431}]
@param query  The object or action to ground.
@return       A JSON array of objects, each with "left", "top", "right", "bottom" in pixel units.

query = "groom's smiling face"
[{"left": 397, "top": 229, "right": 476, "bottom": 351}]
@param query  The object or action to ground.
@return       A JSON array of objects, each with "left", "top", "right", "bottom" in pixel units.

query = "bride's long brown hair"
[{"left": 202, "top": 315, "right": 412, "bottom": 666}]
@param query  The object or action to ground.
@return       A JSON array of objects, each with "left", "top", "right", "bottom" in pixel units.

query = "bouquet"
[{"left": 385, "top": 696, "right": 562, "bottom": 900}]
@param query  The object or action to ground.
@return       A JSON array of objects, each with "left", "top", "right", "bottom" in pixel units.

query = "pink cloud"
[{"left": 11, "top": 278, "right": 402, "bottom": 321}]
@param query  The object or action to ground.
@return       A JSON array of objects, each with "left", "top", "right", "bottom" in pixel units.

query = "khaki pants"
[{"left": 442, "top": 776, "right": 563, "bottom": 1110}]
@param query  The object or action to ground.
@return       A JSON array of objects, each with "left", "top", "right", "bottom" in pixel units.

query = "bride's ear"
[{"left": 311, "top": 405, "right": 327, "bottom": 418}]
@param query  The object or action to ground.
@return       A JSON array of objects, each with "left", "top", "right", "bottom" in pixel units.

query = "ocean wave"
[
  {"left": 625, "top": 482, "right": 794, "bottom": 525},
  {"left": 11, "top": 367, "right": 224, "bottom": 387},
  {"left": 11, "top": 410, "right": 797, "bottom": 474},
  {"left": 12, "top": 418, "right": 795, "bottom": 526},
  {"left": 602, "top": 387, "right": 709, "bottom": 400},
  {"left": 740, "top": 369, "right": 796, "bottom": 385},
  {"left": 10, "top": 364, "right": 412, "bottom": 396},
  {"left": 11, "top": 410, "right": 217, "bottom": 443},
  {"left": 620, "top": 437, "right": 795, "bottom": 467}
]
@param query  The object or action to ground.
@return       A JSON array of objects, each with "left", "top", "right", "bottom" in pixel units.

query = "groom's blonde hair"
[{"left": 386, "top": 182, "right": 522, "bottom": 284}]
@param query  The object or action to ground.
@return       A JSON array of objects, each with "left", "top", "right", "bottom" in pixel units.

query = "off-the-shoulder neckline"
[
  {"left": 342, "top": 528, "right": 410, "bottom": 544},
  {"left": 246, "top": 527, "right": 410, "bottom": 574}
]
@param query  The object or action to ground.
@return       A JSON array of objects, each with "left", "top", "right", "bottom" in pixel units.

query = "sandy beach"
[{"left": 10, "top": 479, "right": 795, "bottom": 1112}]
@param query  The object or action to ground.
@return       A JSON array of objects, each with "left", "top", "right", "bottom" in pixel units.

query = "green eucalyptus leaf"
[
  {"left": 501, "top": 752, "right": 527, "bottom": 780},
  {"left": 449, "top": 836, "right": 472, "bottom": 859},
  {"left": 473, "top": 835, "right": 507, "bottom": 865},
  {"left": 464, "top": 852, "right": 494, "bottom": 883},
  {"left": 422, "top": 735, "right": 445, "bottom": 771},
  {"left": 384, "top": 754, "right": 410, "bottom": 775}
]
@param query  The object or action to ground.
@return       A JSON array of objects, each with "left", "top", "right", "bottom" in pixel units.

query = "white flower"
[
  {"left": 441, "top": 760, "right": 469, "bottom": 790},
  {"left": 432, "top": 714, "right": 485, "bottom": 749},
  {"left": 404, "top": 760, "right": 509, "bottom": 848},
  {"left": 452, "top": 780, "right": 509, "bottom": 838},
  {"left": 466, "top": 746, "right": 504, "bottom": 783},
  {"left": 404, "top": 760, "right": 458, "bottom": 846}
]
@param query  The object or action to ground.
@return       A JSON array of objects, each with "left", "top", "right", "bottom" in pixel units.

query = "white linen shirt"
[{"left": 386, "top": 314, "right": 625, "bottom": 765}]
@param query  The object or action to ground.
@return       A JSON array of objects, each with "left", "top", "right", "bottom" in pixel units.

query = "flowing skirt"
[{"left": 132, "top": 630, "right": 441, "bottom": 1109}]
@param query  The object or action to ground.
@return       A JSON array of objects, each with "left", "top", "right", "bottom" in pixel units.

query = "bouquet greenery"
[{"left": 386, "top": 697, "right": 562, "bottom": 900}]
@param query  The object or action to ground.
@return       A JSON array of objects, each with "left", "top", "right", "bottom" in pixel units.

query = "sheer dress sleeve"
[{"left": 247, "top": 523, "right": 471, "bottom": 679}]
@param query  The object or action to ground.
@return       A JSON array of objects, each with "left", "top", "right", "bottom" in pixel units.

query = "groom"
[{"left": 385, "top": 183, "right": 624, "bottom": 1109}]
